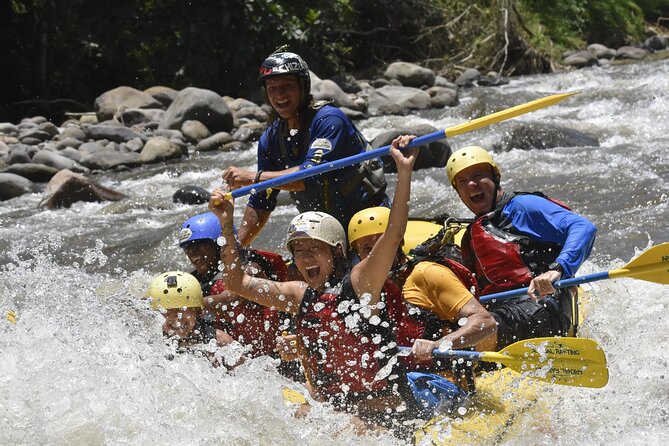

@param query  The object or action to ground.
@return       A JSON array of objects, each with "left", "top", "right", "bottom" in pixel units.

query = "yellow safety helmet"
[
  {"left": 348, "top": 207, "right": 390, "bottom": 247},
  {"left": 446, "top": 146, "right": 501, "bottom": 187},
  {"left": 146, "top": 271, "right": 203, "bottom": 310}
]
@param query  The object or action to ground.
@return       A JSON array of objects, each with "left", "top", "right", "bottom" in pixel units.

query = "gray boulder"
[
  {"left": 32, "top": 150, "right": 89, "bottom": 173},
  {"left": 311, "top": 79, "right": 358, "bottom": 110},
  {"left": 0, "top": 172, "right": 37, "bottom": 200},
  {"left": 181, "top": 120, "right": 210, "bottom": 144},
  {"left": 494, "top": 122, "right": 600, "bottom": 151},
  {"left": 0, "top": 123, "right": 19, "bottom": 136},
  {"left": 563, "top": 50, "right": 598, "bottom": 68},
  {"left": 139, "top": 136, "right": 183, "bottom": 163},
  {"left": 7, "top": 145, "right": 33, "bottom": 164},
  {"left": 587, "top": 44, "right": 617, "bottom": 60},
  {"left": 384, "top": 62, "right": 435, "bottom": 88},
  {"left": 144, "top": 86, "right": 179, "bottom": 107},
  {"left": 194, "top": 132, "right": 234, "bottom": 152},
  {"left": 94, "top": 86, "right": 164, "bottom": 122},
  {"left": 367, "top": 85, "right": 431, "bottom": 116},
  {"left": 616, "top": 46, "right": 648, "bottom": 60},
  {"left": 57, "top": 126, "right": 87, "bottom": 141},
  {"left": 118, "top": 108, "right": 165, "bottom": 126},
  {"left": 79, "top": 148, "right": 142, "bottom": 170},
  {"left": 86, "top": 124, "right": 148, "bottom": 144},
  {"left": 173, "top": 185, "right": 211, "bottom": 205},
  {"left": 426, "top": 86, "right": 459, "bottom": 108},
  {"left": 160, "top": 87, "right": 233, "bottom": 133},
  {"left": 4, "top": 163, "right": 59, "bottom": 182}
]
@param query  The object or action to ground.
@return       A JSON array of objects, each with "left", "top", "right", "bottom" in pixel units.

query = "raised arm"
[
  {"left": 350, "top": 135, "right": 418, "bottom": 307},
  {"left": 208, "top": 189, "right": 307, "bottom": 314}
]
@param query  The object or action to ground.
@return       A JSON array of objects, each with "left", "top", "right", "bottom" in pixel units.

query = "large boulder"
[
  {"left": 39, "top": 169, "right": 127, "bottom": 209},
  {"left": 79, "top": 148, "right": 142, "bottom": 170},
  {"left": 31, "top": 150, "right": 89, "bottom": 173},
  {"left": 173, "top": 185, "right": 211, "bottom": 205},
  {"left": 384, "top": 62, "right": 435, "bottom": 88},
  {"left": 160, "top": 87, "right": 234, "bottom": 133},
  {"left": 371, "top": 124, "right": 451, "bottom": 172},
  {"left": 311, "top": 79, "right": 358, "bottom": 110},
  {"left": 94, "top": 86, "right": 164, "bottom": 122},
  {"left": 139, "top": 136, "right": 184, "bottom": 163},
  {"left": 366, "top": 85, "right": 431, "bottom": 116},
  {"left": 494, "top": 122, "right": 600, "bottom": 151},
  {"left": 4, "top": 163, "right": 60, "bottom": 182},
  {"left": 194, "top": 132, "right": 234, "bottom": 152},
  {"left": 144, "top": 86, "right": 179, "bottom": 107}
]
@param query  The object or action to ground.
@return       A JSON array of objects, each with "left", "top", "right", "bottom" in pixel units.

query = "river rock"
[
  {"left": 19, "top": 129, "right": 51, "bottom": 144},
  {"left": 456, "top": 68, "right": 481, "bottom": 87},
  {"left": 644, "top": 35, "right": 667, "bottom": 52},
  {"left": 173, "top": 185, "right": 211, "bottom": 205},
  {"left": 5, "top": 163, "right": 60, "bottom": 182},
  {"left": 330, "top": 74, "right": 362, "bottom": 94},
  {"left": 367, "top": 85, "right": 431, "bottom": 116},
  {"left": 0, "top": 172, "right": 36, "bottom": 200},
  {"left": 160, "top": 87, "right": 233, "bottom": 133},
  {"left": 587, "top": 44, "right": 617, "bottom": 60},
  {"left": 426, "top": 86, "right": 459, "bottom": 108},
  {"left": 0, "top": 123, "right": 19, "bottom": 136},
  {"left": 39, "top": 169, "right": 127, "bottom": 209},
  {"left": 57, "top": 126, "right": 87, "bottom": 141},
  {"left": 181, "top": 120, "right": 210, "bottom": 144},
  {"left": 32, "top": 150, "right": 90, "bottom": 173},
  {"left": 194, "top": 132, "right": 234, "bottom": 152},
  {"left": 139, "top": 136, "right": 183, "bottom": 163},
  {"left": 38, "top": 121, "right": 59, "bottom": 138},
  {"left": 311, "top": 79, "right": 358, "bottom": 110},
  {"left": 53, "top": 137, "right": 83, "bottom": 151},
  {"left": 384, "top": 62, "right": 435, "bottom": 88},
  {"left": 494, "top": 122, "right": 600, "bottom": 151},
  {"left": 7, "top": 145, "right": 33, "bottom": 164},
  {"left": 85, "top": 124, "right": 148, "bottom": 144},
  {"left": 79, "top": 148, "right": 142, "bottom": 170},
  {"left": 118, "top": 107, "right": 165, "bottom": 126},
  {"left": 58, "top": 147, "right": 83, "bottom": 162},
  {"left": 371, "top": 124, "right": 451, "bottom": 172},
  {"left": 95, "top": 86, "right": 164, "bottom": 122},
  {"left": 144, "top": 86, "right": 178, "bottom": 107},
  {"left": 563, "top": 50, "right": 598, "bottom": 68},
  {"left": 616, "top": 46, "right": 648, "bottom": 60}
]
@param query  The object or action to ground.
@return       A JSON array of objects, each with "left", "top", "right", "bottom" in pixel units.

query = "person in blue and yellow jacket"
[
  {"left": 445, "top": 146, "right": 597, "bottom": 351},
  {"left": 222, "top": 51, "right": 388, "bottom": 246}
]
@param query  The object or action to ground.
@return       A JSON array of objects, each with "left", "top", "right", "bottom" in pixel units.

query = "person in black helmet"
[{"left": 222, "top": 51, "right": 389, "bottom": 247}]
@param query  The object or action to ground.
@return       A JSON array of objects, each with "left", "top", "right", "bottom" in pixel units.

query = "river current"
[{"left": 1, "top": 59, "right": 668, "bottom": 445}]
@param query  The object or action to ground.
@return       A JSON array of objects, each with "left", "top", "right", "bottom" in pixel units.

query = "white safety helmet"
[{"left": 285, "top": 211, "right": 347, "bottom": 258}]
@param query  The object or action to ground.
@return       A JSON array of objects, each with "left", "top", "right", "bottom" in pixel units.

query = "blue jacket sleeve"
[
  {"left": 502, "top": 195, "right": 597, "bottom": 278},
  {"left": 298, "top": 109, "right": 361, "bottom": 170}
]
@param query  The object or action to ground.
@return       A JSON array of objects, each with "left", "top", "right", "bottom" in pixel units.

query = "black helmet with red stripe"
[{"left": 258, "top": 51, "right": 311, "bottom": 94}]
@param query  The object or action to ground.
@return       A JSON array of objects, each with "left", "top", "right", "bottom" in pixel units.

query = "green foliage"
[{"left": 2, "top": 0, "right": 666, "bottom": 122}]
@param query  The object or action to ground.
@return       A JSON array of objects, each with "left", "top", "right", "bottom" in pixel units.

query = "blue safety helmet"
[{"left": 179, "top": 212, "right": 221, "bottom": 248}]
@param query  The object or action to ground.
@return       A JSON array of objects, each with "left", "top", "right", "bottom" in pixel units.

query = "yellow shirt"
[{"left": 402, "top": 261, "right": 474, "bottom": 321}]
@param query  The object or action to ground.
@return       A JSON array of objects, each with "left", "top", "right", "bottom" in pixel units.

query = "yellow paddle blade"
[
  {"left": 444, "top": 92, "right": 579, "bottom": 138},
  {"left": 5, "top": 310, "right": 16, "bottom": 324},
  {"left": 481, "top": 337, "right": 608, "bottom": 388},
  {"left": 281, "top": 387, "right": 308, "bottom": 406},
  {"left": 609, "top": 242, "right": 669, "bottom": 284}
]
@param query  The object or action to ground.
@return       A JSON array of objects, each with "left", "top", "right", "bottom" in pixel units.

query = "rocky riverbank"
[{"left": 5, "top": 47, "right": 661, "bottom": 207}]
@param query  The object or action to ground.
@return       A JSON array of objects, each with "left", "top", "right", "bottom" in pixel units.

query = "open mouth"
[
  {"left": 305, "top": 265, "right": 320, "bottom": 279},
  {"left": 470, "top": 192, "right": 484, "bottom": 203}
]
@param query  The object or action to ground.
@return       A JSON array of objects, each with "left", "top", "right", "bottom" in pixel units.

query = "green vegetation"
[{"left": 3, "top": 0, "right": 667, "bottom": 121}]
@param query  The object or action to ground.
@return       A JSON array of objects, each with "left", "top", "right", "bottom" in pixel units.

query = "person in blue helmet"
[
  {"left": 222, "top": 50, "right": 389, "bottom": 246},
  {"left": 179, "top": 212, "right": 224, "bottom": 294}
]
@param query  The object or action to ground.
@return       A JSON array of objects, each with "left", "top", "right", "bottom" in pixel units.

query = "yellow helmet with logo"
[
  {"left": 146, "top": 271, "right": 203, "bottom": 310},
  {"left": 347, "top": 207, "right": 390, "bottom": 247},
  {"left": 446, "top": 146, "right": 501, "bottom": 187}
]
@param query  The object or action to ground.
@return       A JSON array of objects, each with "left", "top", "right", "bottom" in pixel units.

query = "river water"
[{"left": 1, "top": 59, "right": 668, "bottom": 445}]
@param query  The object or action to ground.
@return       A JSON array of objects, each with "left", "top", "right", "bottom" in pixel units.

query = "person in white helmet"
[{"left": 209, "top": 135, "right": 419, "bottom": 432}]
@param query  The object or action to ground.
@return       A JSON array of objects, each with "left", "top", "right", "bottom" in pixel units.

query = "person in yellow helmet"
[
  {"left": 348, "top": 205, "right": 497, "bottom": 399},
  {"left": 445, "top": 145, "right": 597, "bottom": 351}
]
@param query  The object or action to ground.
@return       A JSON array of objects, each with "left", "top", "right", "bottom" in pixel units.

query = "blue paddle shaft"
[
  {"left": 479, "top": 271, "right": 611, "bottom": 303},
  {"left": 398, "top": 346, "right": 482, "bottom": 361},
  {"left": 229, "top": 130, "right": 446, "bottom": 199}
]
